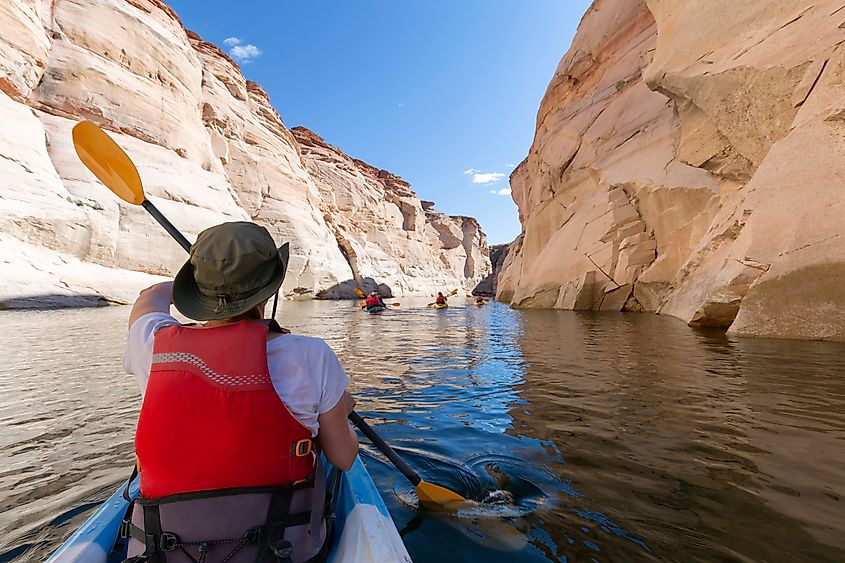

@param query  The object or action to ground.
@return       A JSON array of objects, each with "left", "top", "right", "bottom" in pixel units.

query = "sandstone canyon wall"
[
  {"left": 293, "top": 127, "right": 488, "bottom": 296},
  {"left": 498, "top": 0, "right": 845, "bottom": 341},
  {"left": 472, "top": 243, "right": 509, "bottom": 296},
  {"left": 0, "top": 0, "right": 488, "bottom": 308}
]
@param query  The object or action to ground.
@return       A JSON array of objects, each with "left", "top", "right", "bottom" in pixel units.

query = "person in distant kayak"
[
  {"left": 365, "top": 291, "right": 385, "bottom": 308},
  {"left": 435, "top": 292, "right": 447, "bottom": 305},
  {"left": 475, "top": 296, "right": 486, "bottom": 305},
  {"left": 122, "top": 221, "right": 358, "bottom": 563}
]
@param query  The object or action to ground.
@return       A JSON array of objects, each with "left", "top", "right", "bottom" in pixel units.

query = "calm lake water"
[{"left": 0, "top": 301, "right": 843, "bottom": 562}]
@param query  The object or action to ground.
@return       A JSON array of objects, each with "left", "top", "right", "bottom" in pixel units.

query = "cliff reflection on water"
[{"left": 0, "top": 302, "right": 843, "bottom": 562}]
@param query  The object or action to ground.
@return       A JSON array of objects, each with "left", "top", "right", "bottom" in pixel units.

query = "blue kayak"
[
  {"left": 47, "top": 457, "right": 410, "bottom": 562},
  {"left": 365, "top": 305, "right": 387, "bottom": 314}
]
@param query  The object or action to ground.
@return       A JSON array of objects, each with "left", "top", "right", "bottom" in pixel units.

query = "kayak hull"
[
  {"left": 432, "top": 304, "right": 448, "bottom": 309},
  {"left": 365, "top": 306, "right": 387, "bottom": 314},
  {"left": 47, "top": 457, "right": 410, "bottom": 563}
]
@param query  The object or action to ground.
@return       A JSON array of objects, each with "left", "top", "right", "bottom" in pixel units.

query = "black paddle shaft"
[
  {"left": 348, "top": 411, "right": 421, "bottom": 486},
  {"left": 142, "top": 199, "right": 192, "bottom": 252}
]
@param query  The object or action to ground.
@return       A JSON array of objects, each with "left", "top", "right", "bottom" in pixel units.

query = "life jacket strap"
[
  {"left": 119, "top": 487, "right": 327, "bottom": 563},
  {"left": 122, "top": 464, "right": 139, "bottom": 502}
]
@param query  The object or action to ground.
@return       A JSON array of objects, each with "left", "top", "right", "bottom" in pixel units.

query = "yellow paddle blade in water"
[
  {"left": 72, "top": 121, "right": 145, "bottom": 205},
  {"left": 416, "top": 480, "right": 466, "bottom": 506}
]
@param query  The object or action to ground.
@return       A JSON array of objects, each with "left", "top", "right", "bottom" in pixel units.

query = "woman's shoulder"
[{"left": 268, "top": 333, "right": 335, "bottom": 355}]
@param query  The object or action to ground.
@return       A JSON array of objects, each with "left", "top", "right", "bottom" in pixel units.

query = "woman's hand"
[
  {"left": 128, "top": 281, "right": 174, "bottom": 329},
  {"left": 338, "top": 391, "right": 356, "bottom": 415}
]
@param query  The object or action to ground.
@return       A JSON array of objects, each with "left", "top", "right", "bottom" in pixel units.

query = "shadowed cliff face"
[
  {"left": 498, "top": 0, "right": 845, "bottom": 341},
  {"left": 0, "top": 0, "right": 489, "bottom": 307}
]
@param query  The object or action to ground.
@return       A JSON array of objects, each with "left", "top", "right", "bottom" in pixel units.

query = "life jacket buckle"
[
  {"left": 159, "top": 532, "right": 179, "bottom": 551},
  {"left": 293, "top": 438, "right": 312, "bottom": 457}
]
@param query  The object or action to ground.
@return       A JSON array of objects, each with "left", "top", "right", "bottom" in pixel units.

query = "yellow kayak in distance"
[{"left": 433, "top": 303, "right": 448, "bottom": 309}]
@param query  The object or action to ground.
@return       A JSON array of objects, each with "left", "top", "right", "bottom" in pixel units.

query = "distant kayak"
[
  {"left": 474, "top": 302, "right": 485, "bottom": 306},
  {"left": 366, "top": 305, "right": 387, "bottom": 314},
  {"left": 433, "top": 303, "right": 448, "bottom": 309}
]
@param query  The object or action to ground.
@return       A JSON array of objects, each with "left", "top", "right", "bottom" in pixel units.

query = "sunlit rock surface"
[
  {"left": 498, "top": 0, "right": 845, "bottom": 341},
  {"left": 0, "top": 0, "right": 488, "bottom": 307}
]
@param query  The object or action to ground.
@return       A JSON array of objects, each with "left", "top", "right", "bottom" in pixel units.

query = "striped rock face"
[{"left": 498, "top": 0, "right": 845, "bottom": 341}]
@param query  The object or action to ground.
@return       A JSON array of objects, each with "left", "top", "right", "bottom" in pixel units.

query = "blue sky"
[{"left": 167, "top": 1, "right": 592, "bottom": 244}]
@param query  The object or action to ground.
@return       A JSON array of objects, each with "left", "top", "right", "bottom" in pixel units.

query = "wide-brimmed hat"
[{"left": 172, "top": 222, "right": 289, "bottom": 321}]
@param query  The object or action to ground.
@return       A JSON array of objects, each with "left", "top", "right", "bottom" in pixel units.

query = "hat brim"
[{"left": 171, "top": 243, "right": 289, "bottom": 321}]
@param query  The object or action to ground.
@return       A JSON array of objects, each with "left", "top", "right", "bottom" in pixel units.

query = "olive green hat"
[{"left": 172, "top": 221, "right": 289, "bottom": 321}]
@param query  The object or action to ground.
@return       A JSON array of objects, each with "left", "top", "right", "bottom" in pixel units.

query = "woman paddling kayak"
[
  {"left": 364, "top": 291, "right": 386, "bottom": 312},
  {"left": 427, "top": 291, "right": 449, "bottom": 309},
  {"left": 121, "top": 221, "right": 358, "bottom": 562}
]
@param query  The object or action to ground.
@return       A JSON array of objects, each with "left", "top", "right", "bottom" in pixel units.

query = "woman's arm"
[
  {"left": 317, "top": 391, "right": 359, "bottom": 471},
  {"left": 128, "top": 281, "right": 174, "bottom": 330}
]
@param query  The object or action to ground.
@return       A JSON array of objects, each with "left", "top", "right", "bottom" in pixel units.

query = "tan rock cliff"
[
  {"left": 293, "top": 127, "right": 489, "bottom": 296},
  {"left": 0, "top": 0, "right": 488, "bottom": 307},
  {"left": 498, "top": 0, "right": 845, "bottom": 341}
]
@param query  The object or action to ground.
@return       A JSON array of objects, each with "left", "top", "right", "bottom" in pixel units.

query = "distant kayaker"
[
  {"left": 122, "top": 221, "right": 358, "bottom": 562},
  {"left": 435, "top": 292, "right": 447, "bottom": 305},
  {"left": 365, "top": 291, "right": 385, "bottom": 308},
  {"left": 475, "top": 296, "right": 486, "bottom": 305}
]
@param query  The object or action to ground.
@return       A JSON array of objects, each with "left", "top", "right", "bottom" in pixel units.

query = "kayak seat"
[{"left": 123, "top": 483, "right": 330, "bottom": 563}]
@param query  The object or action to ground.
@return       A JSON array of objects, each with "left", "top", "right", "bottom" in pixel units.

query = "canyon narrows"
[{"left": 0, "top": 0, "right": 490, "bottom": 308}]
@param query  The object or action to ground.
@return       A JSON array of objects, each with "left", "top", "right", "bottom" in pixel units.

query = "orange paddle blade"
[
  {"left": 72, "top": 121, "right": 145, "bottom": 205},
  {"left": 354, "top": 287, "right": 365, "bottom": 298},
  {"left": 416, "top": 480, "right": 466, "bottom": 506}
]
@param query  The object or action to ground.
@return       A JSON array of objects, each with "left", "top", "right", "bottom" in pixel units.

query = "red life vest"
[
  {"left": 436, "top": 296, "right": 446, "bottom": 304},
  {"left": 135, "top": 321, "right": 315, "bottom": 499},
  {"left": 365, "top": 295, "right": 379, "bottom": 307}
]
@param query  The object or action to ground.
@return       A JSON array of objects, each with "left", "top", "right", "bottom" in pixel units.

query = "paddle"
[
  {"left": 72, "top": 119, "right": 465, "bottom": 508},
  {"left": 71, "top": 121, "right": 191, "bottom": 252},
  {"left": 348, "top": 412, "right": 463, "bottom": 505}
]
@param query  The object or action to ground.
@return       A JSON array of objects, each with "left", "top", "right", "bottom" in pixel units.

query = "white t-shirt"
[{"left": 122, "top": 312, "right": 349, "bottom": 436}]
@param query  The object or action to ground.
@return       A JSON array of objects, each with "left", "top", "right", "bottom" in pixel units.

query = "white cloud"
[
  {"left": 463, "top": 168, "right": 480, "bottom": 175},
  {"left": 493, "top": 188, "right": 512, "bottom": 196},
  {"left": 506, "top": 163, "right": 515, "bottom": 168},
  {"left": 397, "top": 103, "right": 404, "bottom": 108},
  {"left": 224, "top": 37, "right": 263, "bottom": 63},
  {"left": 471, "top": 172, "right": 506, "bottom": 185},
  {"left": 230, "top": 43, "right": 262, "bottom": 63}
]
